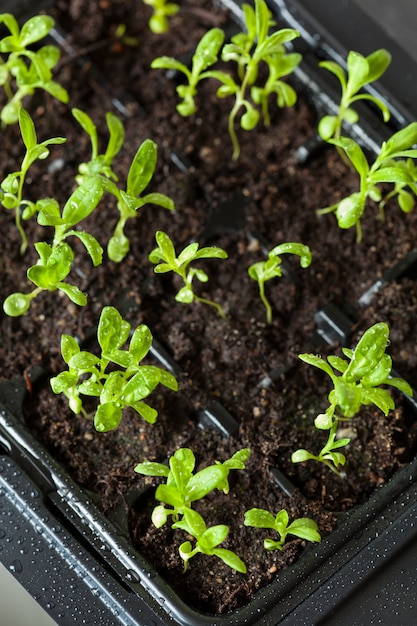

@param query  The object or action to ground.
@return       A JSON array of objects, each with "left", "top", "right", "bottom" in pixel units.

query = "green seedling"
[
  {"left": 299, "top": 322, "right": 413, "bottom": 417},
  {"left": 173, "top": 508, "right": 246, "bottom": 573},
  {"left": 73, "top": 107, "right": 125, "bottom": 182},
  {"left": 112, "top": 23, "right": 139, "bottom": 48},
  {"left": 143, "top": 0, "right": 179, "bottom": 34},
  {"left": 318, "top": 48, "right": 391, "bottom": 142},
  {"left": 149, "top": 230, "right": 228, "bottom": 317},
  {"left": 0, "top": 107, "right": 66, "bottom": 254},
  {"left": 292, "top": 322, "right": 413, "bottom": 474},
  {"left": 134, "top": 447, "right": 250, "bottom": 527},
  {"left": 244, "top": 508, "right": 321, "bottom": 550},
  {"left": 3, "top": 176, "right": 104, "bottom": 316},
  {"left": 318, "top": 122, "right": 417, "bottom": 241},
  {"left": 151, "top": 0, "right": 301, "bottom": 159},
  {"left": 50, "top": 306, "right": 178, "bottom": 432},
  {"left": 151, "top": 27, "right": 224, "bottom": 116},
  {"left": 248, "top": 242, "right": 312, "bottom": 323},
  {"left": 0, "top": 13, "right": 69, "bottom": 124},
  {"left": 291, "top": 416, "right": 351, "bottom": 474},
  {"left": 73, "top": 108, "right": 175, "bottom": 262}
]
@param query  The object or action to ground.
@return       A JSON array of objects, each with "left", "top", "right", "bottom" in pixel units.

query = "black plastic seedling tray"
[
  {"left": 1, "top": 310, "right": 417, "bottom": 626},
  {"left": 1, "top": 0, "right": 417, "bottom": 624}
]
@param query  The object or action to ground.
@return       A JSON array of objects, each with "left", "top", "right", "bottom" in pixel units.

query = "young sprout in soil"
[
  {"left": 135, "top": 447, "right": 250, "bottom": 526},
  {"left": 151, "top": 0, "right": 301, "bottom": 159},
  {"left": 0, "top": 107, "right": 66, "bottom": 254},
  {"left": 248, "top": 242, "right": 312, "bottom": 323},
  {"left": 0, "top": 13, "right": 69, "bottom": 125},
  {"left": 173, "top": 508, "right": 246, "bottom": 573},
  {"left": 318, "top": 122, "right": 417, "bottom": 242},
  {"left": 50, "top": 306, "right": 178, "bottom": 432},
  {"left": 73, "top": 108, "right": 175, "bottom": 262},
  {"left": 149, "top": 230, "right": 228, "bottom": 317},
  {"left": 3, "top": 176, "right": 105, "bottom": 316},
  {"left": 244, "top": 508, "right": 321, "bottom": 550},
  {"left": 73, "top": 107, "right": 125, "bottom": 183},
  {"left": 291, "top": 415, "right": 351, "bottom": 475},
  {"left": 135, "top": 447, "right": 249, "bottom": 572},
  {"left": 292, "top": 322, "right": 413, "bottom": 474},
  {"left": 112, "top": 23, "right": 140, "bottom": 49},
  {"left": 318, "top": 48, "right": 391, "bottom": 142},
  {"left": 143, "top": 0, "right": 179, "bottom": 34}
]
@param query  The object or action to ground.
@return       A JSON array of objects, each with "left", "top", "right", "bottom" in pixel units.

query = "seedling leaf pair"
[{"left": 244, "top": 508, "right": 321, "bottom": 550}]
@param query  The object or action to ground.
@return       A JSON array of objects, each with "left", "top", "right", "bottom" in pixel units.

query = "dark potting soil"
[{"left": 1, "top": 0, "right": 417, "bottom": 615}]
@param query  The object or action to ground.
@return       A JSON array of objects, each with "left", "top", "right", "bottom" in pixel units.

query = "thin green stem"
[
  {"left": 16, "top": 206, "right": 28, "bottom": 255},
  {"left": 194, "top": 294, "right": 226, "bottom": 318},
  {"left": 322, "top": 458, "right": 343, "bottom": 476},
  {"left": 228, "top": 100, "right": 241, "bottom": 161},
  {"left": 355, "top": 219, "right": 363, "bottom": 243},
  {"left": 258, "top": 280, "right": 272, "bottom": 324}
]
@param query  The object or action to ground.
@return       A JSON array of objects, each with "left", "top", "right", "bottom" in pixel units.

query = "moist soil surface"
[{"left": 1, "top": 0, "right": 417, "bottom": 616}]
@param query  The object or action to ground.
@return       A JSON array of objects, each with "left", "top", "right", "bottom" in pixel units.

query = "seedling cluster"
[
  {"left": 73, "top": 108, "right": 175, "bottom": 262},
  {"left": 0, "top": 0, "right": 415, "bottom": 585},
  {"left": 135, "top": 447, "right": 320, "bottom": 571},
  {"left": 1, "top": 106, "right": 174, "bottom": 315},
  {"left": 151, "top": 0, "right": 302, "bottom": 159}
]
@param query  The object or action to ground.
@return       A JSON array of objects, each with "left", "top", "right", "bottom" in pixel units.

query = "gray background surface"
[{"left": 356, "top": 0, "right": 417, "bottom": 60}]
